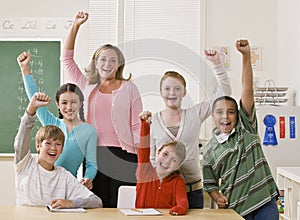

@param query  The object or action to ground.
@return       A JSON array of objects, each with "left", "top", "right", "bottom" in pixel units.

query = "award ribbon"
[
  {"left": 290, "top": 116, "right": 296, "bottom": 139},
  {"left": 263, "top": 114, "right": 278, "bottom": 146}
]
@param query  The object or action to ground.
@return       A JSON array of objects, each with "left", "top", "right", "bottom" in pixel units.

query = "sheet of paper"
[
  {"left": 120, "top": 208, "right": 162, "bottom": 216},
  {"left": 46, "top": 205, "right": 86, "bottom": 213}
]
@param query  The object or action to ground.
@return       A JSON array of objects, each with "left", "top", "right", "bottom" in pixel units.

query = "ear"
[
  {"left": 36, "top": 143, "right": 41, "bottom": 154},
  {"left": 183, "top": 88, "right": 187, "bottom": 97},
  {"left": 174, "top": 164, "right": 180, "bottom": 171},
  {"left": 94, "top": 59, "right": 98, "bottom": 68},
  {"left": 55, "top": 101, "right": 60, "bottom": 109}
]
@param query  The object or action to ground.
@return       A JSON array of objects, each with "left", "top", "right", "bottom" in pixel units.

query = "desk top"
[{"left": 0, "top": 206, "right": 244, "bottom": 220}]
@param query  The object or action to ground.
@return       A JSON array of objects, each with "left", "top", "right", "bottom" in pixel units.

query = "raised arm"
[
  {"left": 26, "top": 93, "right": 51, "bottom": 116},
  {"left": 14, "top": 93, "right": 51, "bottom": 163},
  {"left": 197, "top": 50, "right": 232, "bottom": 120},
  {"left": 61, "top": 12, "right": 89, "bottom": 87},
  {"left": 204, "top": 49, "right": 222, "bottom": 66},
  {"left": 17, "top": 52, "right": 31, "bottom": 76},
  {"left": 64, "top": 11, "right": 88, "bottom": 50},
  {"left": 17, "top": 52, "right": 37, "bottom": 99},
  {"left": 17, "top": 52, "right": 60, "bottom": 126},
  {"left": 204, "top": 50, "right": 232, "bottom": 98},
  {"left": 236, "top": 39, "right": 254, "bottom": 116},
  {"left": 137, "top": 111, "right": 153, "bottom": 183}
]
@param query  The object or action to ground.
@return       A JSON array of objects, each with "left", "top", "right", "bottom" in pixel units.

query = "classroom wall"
[
  {"left": 0, "top": 157, "right": 15, "bottom": 205},
  {"left": 277, "top": 0, "right": 300, "bottom": 105},
  {"left": 205, "top": 0, "right": 278, "bottom": 101},
  {"left": 0, "top": 0, "right": 294, "bottom": 205}
]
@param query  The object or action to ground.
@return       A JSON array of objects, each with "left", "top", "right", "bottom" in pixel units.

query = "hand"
[
  {"left": 30, "top": 92, "right": 51, "bottom": 108},
  {"left": 204, "top": 49, "right": 222, "bottom": 65},
  {"left": 17, "top": 51, "right": 31, "bottom": 74},
  {"left": 50, "top": 199, "right": 73, "bottom": 209},
  {"left": 216, "top": 194, "right": 229, "bottom": 209},
  {"left": 80, "top": 178, "right": 93, "bottom": 190},
  {"left": 169, "top": 206, "right": 186, "bottom": 215},
  {"left": 73, "top": 11, "right": 89, "bottom": 26},
  {"left": 139, "top": 111, "right": 152, "bottom": 124},
  {"left": 236, "top": 39, "right": 250, "bottom": 55},
  {"left": 27, "top": 92, "right": 51, "bottom": 116}
]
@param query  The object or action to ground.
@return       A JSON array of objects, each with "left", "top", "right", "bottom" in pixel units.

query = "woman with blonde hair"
[{"left": 61, "top": 11, "right": 143, "bottom": 208}]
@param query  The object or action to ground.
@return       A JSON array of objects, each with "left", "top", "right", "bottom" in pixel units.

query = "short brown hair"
[{"left": 35, "top": 125, "right": 65, "bottom": 148}]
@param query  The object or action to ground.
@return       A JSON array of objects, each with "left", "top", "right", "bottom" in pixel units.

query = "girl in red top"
[{"left": 137, "top": 112, "right": 188, "bottom": 215}]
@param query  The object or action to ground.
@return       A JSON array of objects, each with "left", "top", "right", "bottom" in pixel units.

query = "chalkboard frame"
[{"left": 0, "top": 38, "right": 63, "bottom": 156}]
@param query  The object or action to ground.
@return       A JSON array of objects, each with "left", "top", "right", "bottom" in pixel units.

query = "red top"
[{"left": 135, "top": 120, "right": 189, "bottom": 215}]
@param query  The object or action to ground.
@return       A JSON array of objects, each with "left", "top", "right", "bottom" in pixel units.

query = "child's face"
[
  {"left": 37, "top": 138, "right": 63, "bottom": 171},
  {"left": 212, "top": 99, "right": 237, "bottom": 134},
  {"left": 95, "top": 48, "right": 119, "bottom": 80},
  {"left": 154, "top": 145, "right": 181, "bottom": 178},
  {"left": 56, "top": 91, "right": 82, "bottom": 121},
  {"left": 160, "top": 77, "right": 186, "bottom": 109}
]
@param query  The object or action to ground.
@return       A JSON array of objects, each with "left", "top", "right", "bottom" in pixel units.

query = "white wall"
[
  {"left": 278, "top": 0, "right": 300, "bottom": 105},
  {"left": 0, "top": 157, "right": 15, "bottom": 205},
  {"left": 205, "top": 0, "right": 278, "bottom": 101}
]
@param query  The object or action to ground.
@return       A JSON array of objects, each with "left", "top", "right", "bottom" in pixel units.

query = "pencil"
[{"left": 131, "top": 208, "right": 143, "bottom": 213}]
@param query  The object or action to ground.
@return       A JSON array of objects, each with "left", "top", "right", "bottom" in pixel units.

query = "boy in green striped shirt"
[{"left": 203, "top": 39, "right": 279, "bottom": 220}]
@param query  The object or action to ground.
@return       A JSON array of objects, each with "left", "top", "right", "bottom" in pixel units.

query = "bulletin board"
[{"left": 0, "top": 39, "right": 61, "bottom": 154}]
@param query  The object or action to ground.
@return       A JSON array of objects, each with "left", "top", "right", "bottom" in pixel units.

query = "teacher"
[{"left": 61, "top": 11, "right": 143, "bottom": 208}]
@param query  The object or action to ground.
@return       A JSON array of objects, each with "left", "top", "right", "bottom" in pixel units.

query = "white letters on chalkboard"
[{"left": 0, "top": 17, "right": 72, "bottom": 37}]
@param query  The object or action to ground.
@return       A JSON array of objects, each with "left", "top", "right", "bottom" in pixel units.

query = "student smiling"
[
  {"left": 148, "top": 50, "right": 232, "bottom": 209},
  {"left": 203, "top": 40, "right": 279, "bottom": 220},
  {"left": 17, "top": 52, "right": 98, "bottom": 190},
  {"left": 136, "top": 111, "right": 188, "bottom": 215},
  {"left": 14, "top": 92, "right": 102, "bottom": 208}
]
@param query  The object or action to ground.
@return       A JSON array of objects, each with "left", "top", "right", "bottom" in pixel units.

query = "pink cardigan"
[{"left": 61, "top": 49, "right": 143, "bottom": 154}]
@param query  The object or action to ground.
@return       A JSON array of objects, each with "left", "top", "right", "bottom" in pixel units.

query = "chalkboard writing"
[{"left": 0, "top": 40, "right": 61, "bottom": 154}]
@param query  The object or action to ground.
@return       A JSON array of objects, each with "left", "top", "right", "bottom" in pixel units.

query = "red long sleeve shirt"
[{"left": 135, "top": 120, "right": 188, "bottom": 214}]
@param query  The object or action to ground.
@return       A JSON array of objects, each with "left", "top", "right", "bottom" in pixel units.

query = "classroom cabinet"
[{"left": 277, "top": 167, "right": 300, "bottom": 220}]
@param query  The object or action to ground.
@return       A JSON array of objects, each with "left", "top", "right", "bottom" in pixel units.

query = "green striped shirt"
[{"left": 203, "top": 102, "right": 278, "bottom": 216}]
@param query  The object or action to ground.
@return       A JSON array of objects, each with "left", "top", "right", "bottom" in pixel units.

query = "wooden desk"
[{"left": 0, "top": 206, "right": 244, "bottom": 220}]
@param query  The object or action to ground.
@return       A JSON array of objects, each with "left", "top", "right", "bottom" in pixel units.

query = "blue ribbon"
[
  {"left": 290, "top": 116, "right": 296, "bottom": 138},
  {"left": 263, "top": 114, "right": 278, "bottom": 146}
]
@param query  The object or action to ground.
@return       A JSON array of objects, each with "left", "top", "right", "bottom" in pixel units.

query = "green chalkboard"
[{"left": 0, "top": 40, "right": 61, "bottom": 154}]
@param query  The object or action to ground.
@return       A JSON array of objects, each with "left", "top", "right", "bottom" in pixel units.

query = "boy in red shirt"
[{"left": 136, "top": 112, "right": 188, "bottom": 215}]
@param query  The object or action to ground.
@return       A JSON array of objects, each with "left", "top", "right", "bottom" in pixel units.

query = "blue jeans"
[
  {"left": 243, "top": 197, "right": 279, "bottom": 220},
  {"left": 187, "top": 189, "right": 204, "bottom": 208}
]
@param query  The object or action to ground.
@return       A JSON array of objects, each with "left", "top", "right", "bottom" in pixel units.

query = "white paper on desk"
[
  {"left": 120, "top": 208, "right": 162, "bottom": 216},
  {"left": 46, "top": 205, "right": 86, "bottom": 213}
]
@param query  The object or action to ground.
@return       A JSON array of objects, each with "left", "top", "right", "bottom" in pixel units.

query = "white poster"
[
  {"left": 213, "top": 46, "right": 230, "bottom": 71},
  {"left": 251, "top": 46, "right": 262, "bottom": 71}
]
